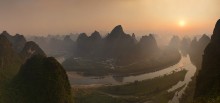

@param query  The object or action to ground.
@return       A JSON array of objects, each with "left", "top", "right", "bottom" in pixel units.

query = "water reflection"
[
  {"left": 67, "top": 55, "right": 192, "bottom": 86},
  {"left": 67, "top": 55, "right": 197, "bottom": 102},
  {"left": 168, "top": 55, "right": 197, "bottom": 103}
]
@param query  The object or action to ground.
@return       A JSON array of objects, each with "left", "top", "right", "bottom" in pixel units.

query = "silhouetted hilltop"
[
  {"left": 1, "top": 31, "right": 26, "bottom": 52},
  {"left": 20, "top": 41, "right": 46, "bottom": 60},
  {"left": 180, "top": 37, "right": 191, "bottom": 56},
  {"left": 75, "top": 25, "right": 136, "bottom": 58},
  {"left": 198, "top": 34, "right": 210, "bottom": 48},
  {"left": 0, "top": 31, "right": 47, "bottom": 83},
  {"left": 189, "top": 35, "right": 210, "bottom": 70},
  {"left": 104, "top": 25, "right": 135, "bottom": 58},
  {"left": 64, "top": 35, "right": 73, "bottom": 42},
  {"left": 0, "top": 34, "right": 12, "bottom": 48},
  {"left": 169, "top": 35, "right": 181, "bottom": 49},
  {"left": 77, "top": 33, "right": 89, "bottom": 42},
  {"left": 13, "top": 34, "right": 26, "bottom": 52},
  {"left": 76, "top": 31, "right": 103, "bottom": 57},
  {"left": 0, "top": 35, "right": 22, "bottom": 82},
  {"left": 106, "top": 25, "right": 126, "bottom": 40},
  {"left": 211, "top": 19, "right": 220, "bottom": 42},
  {"left": 132, "top": 33, "right": 138, "bottom": 43},
  {"left": 27, "top": 34, "right": 77, "bottom": 55},
  {"left": 137, "top": 34, "right": 159, "bottom": 58},
  {"left": 90, "top": 31, "right": 102, "bottom": 40},
  {"left": 1, "top": 31, "right": 12, "bottom": 41},
  {"left": 0, "top": 32, "right": 73, "bottom": 103},
  {"left": 88, "top": 31, "right": 103, "bottom": 56},
  {"left": 50, "top": 35, "right": 75, "bottom": 54},
  {"left": 116, "top": 34, "right": 164, "bottom": 67},
  {"left": 0, "top": 35, "right": 14, "bottom": 70},
  {"left": 190, "top": 37, "right": 198, "bottom": 49},
  {"left": 63, "top": 35, "right": 75, "bottom": 53},
  {"left": 194, "top": 19, "right": 220, "bottom": 102},
  {"left": 60, "top": 25, "right": 180, "bottom": 76},
  {"left": 9, "top": 55, "right": 73, "bottom": 103},
  {"left": 76, "top": 33, "right": 90, "bottom": 56},
  {"left": 139, "top": 34, "right": 158, "bottom": 50}
]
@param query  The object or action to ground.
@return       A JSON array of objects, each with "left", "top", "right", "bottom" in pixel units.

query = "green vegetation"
[
  {"left": 115, "top": 53, "right": 181, "bottom": 76},
  {"left": 73, "top": 88, "right": 127, "bottom": 103},
  {"left": 0, "top": 32, "right": 73, "bottom": 103},
  {"left": 63, "top": 48, "right": 181, "bottom": 76},
  {"left": 72, "top": 70, "right": 187, "bottom": 103},
  {"left": 0, "top": 36, "right": 23, "bottom": 83},
  {"left": 0, "top": 35, "right": 23, "bottom": 103},
  {"left": 62, "top": 57, "right": 114, "bottom": 76},
  {"left": 1, "top": 55, "right": 73, "bottom": 103}
]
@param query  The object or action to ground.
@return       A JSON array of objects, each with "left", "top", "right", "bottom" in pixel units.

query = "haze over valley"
[{"left": 0, "top": 0, "right": 220, "bottom": 103}]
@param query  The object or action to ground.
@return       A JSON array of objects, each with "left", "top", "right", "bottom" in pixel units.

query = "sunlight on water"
[{"left": 168, "top": 55, "right": 197, "bottom": 103}]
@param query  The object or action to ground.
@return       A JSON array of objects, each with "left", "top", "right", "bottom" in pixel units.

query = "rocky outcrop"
[
  {"left": 189, "top": 35, "right": 210, "bottom": 70},
  {"left": 75, "top": 33, "right": 89, "bottom": 56},
  {"left": 169, "top": 35, "right": 181, "bottom": 49},
  {"left": 132, "top": 33, "right": 138, "bottom": 43},
  {"left": 1, "top": 31, "right": 26, "bottom": 52},
  {"left": 88, "top": 31, "right": 103, "bottom": 56},
  {"left": 106, "top": 25, "right": 127, "bottom": 40},
  {"left": 1, "top": 31, "right": 13, "bottom": 41},
  {"left": 10, "top": 55, "right": 73, "bottom": 103},
  {"left": 0, "top": 35, "right": 22, "bottom": 81},
  {"left": 20, "top": 41, "right": 46, "bottom": 60},
  {"left": 104, "top": 25, "right": 136, "bottom": 58},
  {"left": 180, "top": 37, "right": 191, "bottom": 56},
  {"left": 75, "top": 31, "right": 103, "bottom": 57},
  {"left": 194, "top": 19, "right": 220, "bottom": 102},
  {"left": 63, "top": 35, "right": 75, "bottom": 53},
  {"left": 116, "top": 34, "right": 159, "bottom": 66},
  {"left": 13, "top": 34, "right": 27, "bottom": 52},
  {"left": 138, "top": 34, "right": 159, "bottom": 57},
  {"left": 72, "top": 25, "right": 159, "bottom": 66},
  {"left": 89, "top": 31, "right": 102, "bottom": 40},
  {"left": 198, "top": 34, "right": 210, "bottom": 49}
]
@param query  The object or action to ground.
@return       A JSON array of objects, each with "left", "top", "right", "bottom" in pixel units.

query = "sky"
[{"left": 0, "top": 0, "right": 219, "bottom": 36}]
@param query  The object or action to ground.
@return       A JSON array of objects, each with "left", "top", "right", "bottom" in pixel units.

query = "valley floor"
[{"left": 72, "top": 70, "right": 187, "bottom": 103}]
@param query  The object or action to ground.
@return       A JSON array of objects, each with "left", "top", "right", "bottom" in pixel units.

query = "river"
[
  {"left": 168, "top": 55, "right": 196, "bottom": 103},
  {"left": 57, "top": 55, "right": 196, "bottom": 103}
]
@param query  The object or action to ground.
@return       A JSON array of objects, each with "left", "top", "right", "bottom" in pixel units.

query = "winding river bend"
[
  {"left": 168, "top": 55, "right": 196, "bottom": 103},
  {"left": 57, "top": 55, "right": 196, "bottom": 103}
]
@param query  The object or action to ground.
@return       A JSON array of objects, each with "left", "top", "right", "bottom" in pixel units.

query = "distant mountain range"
[
  {"left": 62, "top": 25, "right": 181, "bottom": 76},
  {"left": 0, "top": 31, "right": 72, "bottom": 103},
  {"left": 0, "top": 21, "right": 218, "bottom": 103}
]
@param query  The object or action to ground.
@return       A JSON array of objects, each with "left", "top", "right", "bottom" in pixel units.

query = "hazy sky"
[{"left": 0, "top": 0, "right": 219, "bottom": 36}]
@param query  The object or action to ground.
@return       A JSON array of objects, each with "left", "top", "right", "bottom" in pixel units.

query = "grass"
[
  {"left": 72, "top": 88, "right": 127, "bottom": 103},
  {"left": 72, "top": 70, "right": 187, "bottom": 103},
  {"left": 101, "top": 70, "right": 186, "bottom": 95},
  {"left": 0, "top": 60, "right": 22, "bottom": 103}
]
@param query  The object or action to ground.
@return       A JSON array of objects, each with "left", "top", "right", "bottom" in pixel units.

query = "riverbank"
[
  {"left": 114, "top": 55, "right": 181, "bottom": 77},
  {"left": 72, "top": 70, "right": 187, "bottom": 103},
  {"left": 63, "top": 51, "right": 181, "bottom": 77}
]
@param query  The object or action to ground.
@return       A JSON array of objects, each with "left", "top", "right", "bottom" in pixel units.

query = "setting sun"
[{"left": 179, "top": 20, "right": 186, "bottom": 27}]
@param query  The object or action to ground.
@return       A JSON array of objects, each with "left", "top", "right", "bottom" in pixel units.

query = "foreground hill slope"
[
  {"left": 194, "top": 19, "right": 220, "bottom": 103},
  {"left": 0, "top": 35, "right": 22, "bottom": 83},
  {"left": 0, "top": 31, "right": 73, "bottom": 103},
  {"left": 6, "top": 55, "right": 73, "bottom": 103}
]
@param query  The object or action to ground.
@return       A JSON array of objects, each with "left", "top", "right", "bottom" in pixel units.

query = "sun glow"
[{"left": 178, "top": 20, "right": 186, "bottom": 27}]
